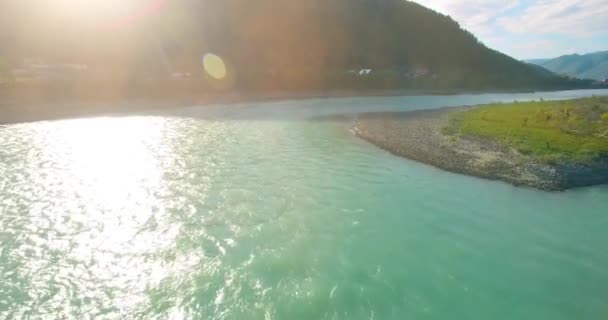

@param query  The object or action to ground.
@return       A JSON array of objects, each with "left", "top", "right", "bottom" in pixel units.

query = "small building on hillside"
[{"left": 404, "top": 66, "right": 431, "bottom": 79}]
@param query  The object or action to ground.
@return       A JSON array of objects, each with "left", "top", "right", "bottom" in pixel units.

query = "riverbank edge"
[{"left": 352, "top": 107, "right": 608, "bottom": 191}]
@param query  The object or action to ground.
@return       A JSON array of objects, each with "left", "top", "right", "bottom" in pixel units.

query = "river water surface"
[{"left": 1, "top": 90, "right": 608, "bottom": 319}]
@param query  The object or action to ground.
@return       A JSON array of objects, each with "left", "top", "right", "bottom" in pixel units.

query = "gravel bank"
[{"left": 353, "top": 108, "right": 608, "bottom": 191}]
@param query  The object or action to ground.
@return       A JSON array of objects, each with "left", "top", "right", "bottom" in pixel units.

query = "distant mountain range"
[
  {"left": 526, "top": 51, "right": 608, "bottom": 81},
  {"left": 0, "top": 0, "right": 599, "bottom": 91}
]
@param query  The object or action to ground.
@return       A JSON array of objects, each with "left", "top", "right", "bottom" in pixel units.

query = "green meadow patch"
[{"left": 446, "top": 97, "right": 608, "bottom": 163}]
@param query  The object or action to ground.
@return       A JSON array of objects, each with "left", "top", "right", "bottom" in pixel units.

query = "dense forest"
[{"left": 0, "top": 0, "right": 598, "bottom": 92}]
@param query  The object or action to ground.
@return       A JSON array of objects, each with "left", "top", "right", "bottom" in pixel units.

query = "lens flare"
[{"left": 203, "top": 54, "right": 228, "bottom": 80}]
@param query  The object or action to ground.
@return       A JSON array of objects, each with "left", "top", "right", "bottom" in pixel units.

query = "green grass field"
[{"left": 446, "top": 96, "right": 608, "bottom": 163}]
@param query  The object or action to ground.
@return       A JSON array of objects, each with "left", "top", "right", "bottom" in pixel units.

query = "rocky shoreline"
[{"left": 352, "top": 107, "right": 608, "bottom": 191}]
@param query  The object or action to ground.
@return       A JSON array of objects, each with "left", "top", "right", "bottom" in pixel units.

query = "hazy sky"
[{"left": 410, "top": 0, "right": 608, "bottom": 59}]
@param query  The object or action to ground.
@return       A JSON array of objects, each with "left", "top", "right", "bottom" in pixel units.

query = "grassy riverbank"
[
  {"left": 353, "top": 97, "right": 608, "bottom": 190},
  {"left": 445, "top": 97, "right": 608, "bottom": 163}
]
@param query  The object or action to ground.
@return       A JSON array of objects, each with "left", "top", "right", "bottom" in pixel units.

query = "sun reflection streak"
[
  {"left": 49, "top": 117, "right": 164, "bottom": 209},
  {"left": 18, "top": 116, "right": 201, "bottom": 316}
]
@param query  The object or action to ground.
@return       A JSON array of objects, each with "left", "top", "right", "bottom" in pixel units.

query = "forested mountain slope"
[{"left": 0, "top": 0, "right": 594, "bottom": 91}]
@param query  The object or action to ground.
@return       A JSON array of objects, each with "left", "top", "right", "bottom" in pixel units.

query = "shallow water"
[{"left": 1, "top": 90, "right": 608, "bottom": 319}]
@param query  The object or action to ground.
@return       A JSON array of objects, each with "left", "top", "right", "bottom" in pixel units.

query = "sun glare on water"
[
  {"left": 5, "top": 116, "right": 205, "bottom": 315},
  {"left": 38, "top": 117, "right": 166, "bottom": 206}
]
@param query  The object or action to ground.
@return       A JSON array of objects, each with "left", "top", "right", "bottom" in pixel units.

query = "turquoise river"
[{"left": 1, "top": 90, "right": 608, "bottom": 319}]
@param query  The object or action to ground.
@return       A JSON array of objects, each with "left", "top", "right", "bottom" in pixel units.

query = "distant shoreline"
[
  {"left": 0, "top": 85, "right": 584, "bottom": 125},
  {"left": 352, "top": 108, "right": 608, "bottom": 191}
]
